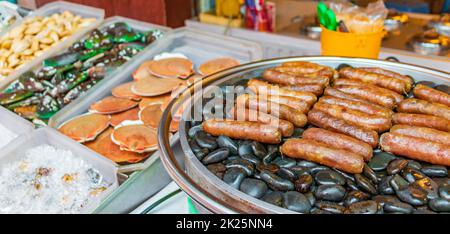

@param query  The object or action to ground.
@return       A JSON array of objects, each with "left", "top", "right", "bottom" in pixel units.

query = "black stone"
[
  {"left": 411, "top": 177, "right": 439, "bottom": 200},
  {"left": 363, "top": 164, "right": 378, "bottom": 184},
  {"left": 343, "top": 190, "right": 370, "bottom": 207},
  {"left": 354, "top": 174, "right": 377, "bottom": 195},
  {"left": 277, "top": 167, "right": 297, "bottom": 182},
  {"left": 202, "top": 148, "right": 230, "bottom": 165},
  {"left": 194, "top": 131, "right": 217, "bottom": 150},
  {"left": 238, "top": 142, "right": 253, "bottom": 156},
  {"left": 256, "top": 163, "right": 280, "bottom": 174},
  {"left": 223, "top": 168, "right": 246, "bottom": 189},
  {"left": 188, "top": 124, "right": 203, "bottom": 138},
  {"left": 315, "top": 170, "right": 346, "bottom": 186},
  {"left": 333, "top": 169, "right": 355, "bottom": 182},
  {"left": 407, "top": 160, "right": 422, "bottom": 170},
  {"left": 439, "top": 184, "right": 450, "bottom": 200},
  {"left": 378, "top": 175, "right": 395, "bottom": 195},
  {"left": 217, "top": 135, "right": 238, "bottom": 155},
  {"left": 372, "top": 195, "right": 400, "bottom": 207},
  {"left": 207, "top": 163, "right": 226, "bottom": 179},
  {"left": 240, "top": 153, "right": 261, "bottom": 165},
  {"left": 396, "top": 185, "right": 428, "bottom": 206},
  {"left": 345, "top": 201, "right": 379, "bottom": 214},
  {"left": 413, "top": 206, "right": 437, "bottom": 214},
  {"left": 262, "top": 191, "right": 284, "bottom": 207},
  {"left": 315, "top": 184, "right": 346, "bottom": 202},
  {"left": 240, "top": 178, "right": 268, "bottom": 198},
  {"left": 346, "top": 179, "right": 359, "bottom": 191},
  {"left": 297, "top": 160, "right": 318, "bottom": 168},
  {"left": 389, "top": 174, "right": 409, "bottom": 191},
  {"left": 421, "top": 165, "right": 448, "bottom": 178},
  {"left": 383, "top": 201, "right": 414, "bottom": 214},
  {"left": 251, "top": 141, "right": 267, "bottom": 158},
  {"left": 387, "top": 159, "right": 408, "bottom": 175},
  {"left": 434, "top": 84, "right": 450, "bottom": 94},
  {"left": 283, "top": 191, "right": 312, "bottom": 213},
  {"left": 290, "top": 166, "right": 310, "bottom": 177},
  {"left": 262, "top": 147, "right": 280, "bottom": 165},
  {"left": 273, "top": 157, "right": 297, "bottom": 168},
  {"left": 291, "top": 128, "right": 305, "bottom": 138},
  {"left": 310, "top": 166, "right": 330, "bottom": 175},
  {"left": 305, "top": 192, "right": 316, "bottom": 206},
  {"left": 401, "top": 167, "right": 426, "bottom": 183},
  {"left": 260, "top": 170, "right": 295, "bottom": 191},
  {"left": 368, "top": 152, "right": 396, "bottom": 171},
  {"left": 416, "top": 80, "right": 436, "bottom": 88},
  {"left": 226, "top": 158, "right": 255, "bottom": 176},
  {"left": 294, "top": 174, "right": 313, "bottom": 193},
  {"left": 315, "top": 201, "right": 346, "bottom": 214},
  {"left": 428, "top": 198, "right": 450, "bottom": 212}
]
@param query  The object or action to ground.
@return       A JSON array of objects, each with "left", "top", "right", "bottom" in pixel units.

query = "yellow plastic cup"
[{"left": 320, "top": 26, "right": 384, "bottom": 59}]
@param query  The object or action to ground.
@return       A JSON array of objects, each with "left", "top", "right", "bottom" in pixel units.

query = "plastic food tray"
[
  {"left": 0, "top": 1, "right": 105, "bottom": 90},
  {"left": 0, "top": 127, "right": 118, "bottom": 214},
  {"left": 0, "top": 106, "right": 34, "bottom": 149},
  {"left": 48, "top": 27, "right": 263, "bottom": 174}
]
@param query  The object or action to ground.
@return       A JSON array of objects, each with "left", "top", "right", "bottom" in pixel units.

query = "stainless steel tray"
[{"left": 158, "top": 56, "right": 450, "bottom": 214}]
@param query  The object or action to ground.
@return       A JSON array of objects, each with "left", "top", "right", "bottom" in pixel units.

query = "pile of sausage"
[{"left": 202, "top": 61, "right": 450, "bottom": 174}]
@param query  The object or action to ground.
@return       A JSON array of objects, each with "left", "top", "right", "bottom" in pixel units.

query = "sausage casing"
[
  {"left": 319, "top": 95, "right": 393, "bottom": 118},
  {"left": 262, "top": 69, "right": 330, "bottom": 86},
  {"left": 392, "top": 113, "right": 450, "bottom": 132},
  {"left": 281, "top": 84, "right": 324, "bottom": 96},
  {"left": 334, "top": 85, "right": 397, "bottom": 109},
  {"left": 339, "top": 67, "right": 408, "bottom": 94},
  {"left": 247, "top": 79, "right": 317, "bottom": 105},
  {"left": 413, "top": 84, "right": 450, "bottom": 107},
  {"left": 313, "top": 102, "right": 392, "bottom": 132},
  {"left": 307, "top": 109, "right": 379, "bottom": 148},
  {"left": 236, "top": 94, "right": 308, "bottom": 127},
  {"left": 334, "top": 78, "right": 404, "bottom": 104},
  {"left": 302, "top": 128, "right": 373, "bottom": 161},
  {"left": 229, "top": 107, "right": 294, "bottom": 137},
  {"left": 203, "top": 119, "right": 282, "bottom": 144},
  {"left": 324, "top": 87, "right": 386, "bottom": 109},
  {"left": 397, "top": 98, "right": 450, "bottom": 120},
  {"left": 358, "top": 67, "right": 414, "bottom": 92},
  {"left": 390, "top": 125, "right": 450, "bottom": 145},
  {"left": 380, "top": 133, "right": 450, "bottom": 166},
  {"left": 281, "top": 138, "right": 364, "bottom": 174}
]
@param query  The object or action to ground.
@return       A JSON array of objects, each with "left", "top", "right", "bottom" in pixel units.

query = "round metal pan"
[{"left": 158, "top": 56, "right": 450, "bottom": 214}]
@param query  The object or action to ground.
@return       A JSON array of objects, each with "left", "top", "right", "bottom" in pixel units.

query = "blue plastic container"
[{"left": 385, "top": 0, "right": 430, "bottom": 14}]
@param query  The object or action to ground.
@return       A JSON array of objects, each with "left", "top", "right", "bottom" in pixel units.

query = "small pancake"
[
  {"left": 90, "top": 96, "right": 138, "bottom": 114},
  {"left": 59, "top": 113, "right": 110, "bottom": 143},
  {"left": 110, "top": 107, "right": 140, "bottom": 127},
  {"left": 139, "top": 93, "right": 172, "bottom": 110},
  {"left": 198, "top": 57, "right": 240, "bottom": 76},
  {"left": 132, "top": 61, "right": 154, "bottom": 81},
  {"left": 112, "top": 124, "right": 158, "bottom": 153},
  {"left": 131, "top": 76, "right": 182, "bottom": 97},
  {"left": 139, "top": 104, "right": 163, "bottom": 129},
  {"left": 147, "top": 57, "right": 194, "bottom": 79},
  {"left": 112, "top": 82, "right": 142, "bottom": 101}
]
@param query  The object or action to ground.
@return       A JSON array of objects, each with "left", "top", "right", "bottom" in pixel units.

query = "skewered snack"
[
  {"left": 413, "top": 84, "right": 450, "bottom": 107},
  {"left": 203, "top": 119, "right": 282, "bottom": 144}
]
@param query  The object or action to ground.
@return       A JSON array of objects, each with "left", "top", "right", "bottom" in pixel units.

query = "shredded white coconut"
[{"left": 0, "top": 145, "right": 108, "bottom": 214}]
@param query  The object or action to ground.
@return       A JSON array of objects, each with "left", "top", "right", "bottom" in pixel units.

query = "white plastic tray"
[
  {"left": 0, "top": 127, "right": 118, "bottom": 214},
  {"left": 0, "top": 106, "right": 34, "bottom": 149},
  {"left": 0, "top": 1, "right": 105, "bottom": 89}
]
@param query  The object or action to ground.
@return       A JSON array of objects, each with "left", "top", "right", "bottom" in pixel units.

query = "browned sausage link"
[
  {"left": 262, "top": 69, "right": 330, "bottom": 86},
  {"left": 392, "top": 113, "right": 450, "bottom": 132},
  {"left": 334, "top": 85, "right": 397, "bottom": 109},
  {"left": 203, "top": 119, "right": 282, "bottom": 144},
  {"left": 390, "top": 125, "right": 450, "bottom": 146},
  {"left": 359, "top": 67, "right": 414, "bottom": 92},
  {"left": 247, "top": 79, "right": 317, "bottom": 106},
  {"left": 324, "top": 87, "right": 385, "bottom": 109},
  {"left": 313, "top": 102, "right": 392, "bottom": 132},
  {"left": 274, "top": 67, "right": 335, "bottom": 79},
  {"left": 380, "top": 133, "right": 450, "bottom": 166},
  {"left": 413, "top": 84, "right": 450, "bottom": 107},
  {"left": 236, "top": 94, "right": 307, "bottom": 127},
  {"left": 264, "top": 95, "right": 310, "bottom": 113},
  {"left": 280, "top": 61, "right": 325, "bottom": 72},
  {"left": 281, "top": 138, "right": 364, "bottom": 174},
  {"left": 397, "top": 98, "right": 450, "bottom": 120},
  {"left": 333, "top": 78, "right": 404, "bottom": 104},
  {"left": 307, "top": 109, "right": 379, "bottom": 148},
  {"left": 319, "top": 95, "right": 393, "bottom": 118},
  {"left": 280, "top": 84, "right": 324, "bottom": 96},
  {"left": 339, "top": 67, "right": 407, "bottom": 94},
  {"left": 302, "top": 128, "right": 373, "bottom": 161},
  {"left": 358, "top": 67, "right": 414, "bottom": 92},
  {"left": 229, "top": 106, "right": 294, "bottom": 137}
]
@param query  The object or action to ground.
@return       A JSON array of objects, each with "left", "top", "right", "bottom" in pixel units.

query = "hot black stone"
[
  {"left": 256, "top": 163, "right": 280, "bottom": 174},
  {"left": 354, "top": 174, "right": 377, "bottom": 195},
  {"left": 343, "top": 190, "right": 370, "bottom": 207},
  {"left": 389, "top": 174, "right": 409, "bottom": 191},
  {"left": 260, "top": 170, "right": 295, "bottom": 191},
  {"left": 421, "top": 165, "right": 448, "bottom": 178},
  {"left": 416, "top": 80, "right": 436, "bottom": 88},
  {"left": 378, "top": 175, "right": 395, "bottom": 195},
  {"left": 401, "top": 167, "right": 426, "bottom": 183},
  {"left": 207, "top": 163, "right": 226, "bottom": 179},
  {"left": 315, "top": 170, "right": 346, "bottom": 186},
  {"left": 346, "top": 179, "right": 359, "bottom": 191},
  {"left": 315, "top": 184, "right": 346, "bottom": 202},
  {"left": 202, "top": 148, "right": 230, "bottom": 165},
  {"left": 310, "top": 166, "right": 330, "bottom": 175},
  {"left": 368, "top": 152, "right": 396, "bottom": 171},
  {"left": 383, "top": 201, "right": 414, "bottom": 214},
  {"left": 290, "top": 166, "right": 310, "bottom": 177},
  {"left": 238, "top": 142, "right": 253, "bottom": 156},
  {"left": 363, "top": 164, "right": 378, "bottom": 184},
  {"left": 315, "top": 201, "right": 346, "bottom": 214},
  {"left": 297, "top": 160, "right": 318, "bottom": 168},
  {"left": 223, "top": 168, "right": 246, "bottom": 189},
  {"left": 240, "top": 153, "right": 261, "bottom": 165},
  {"left": 439, "top": 184, "right": 450, "bottom": 200},
  {"left": 345, "top": 201, "right": 379, "bottom": 214},
  {"left": 434, "top": 84, "right": 450, "bottom": 94},
  {"left": 251, "top": 141, "right": 267, "bottom": 158},
  {"left": 217, "top": 135, "right": 238, "bottom": 155},
  {"left": 294, "top": 174, "right": 313, "bottom": 193},
  {"left": 262, "top": 147, "right": 280, "bottom": 165},
  {"left": 411, "top": 177, "right": 439, "bottom": 200},
  {"left": 387, "top": 159, "right": 408, "bottom": 175},
  {"left": 407, "top": 160, "right": 422, "bottom": 170},
  {"left": 283, "top": 191, "right": 312, "bottom": 213},
  {"left": 226, "top": 158, "right": 255, "bottom": 176},
  {"left": 277, "top": 167, "right": 297, "bottom": 182},
  {"left": 273, "top": 157, "right": 297, "bottom": 168},
  {"left": 194, "top": 131, "right": 217, "bottom": 150},
  {"left": 262, "top": 191, "right": 284, "bottom": 207},
  {"left": 239, "top": 178, "right": 268, "bottom": 198},
  {"left": 428, "top": 198, "right": 450, "bottom": 212},
  {"left": 188, "top": 124, "right": 203, "bottom": 138},
  {"left": 396, "top": 185, "right": 428, "bottom": 206},
  {"left": 333, "top": 168, "right": 355, "bottom": 182},
  {"left": 305, "top": 192, "right": 316, "bottom": 206},
  {"left": 372, "top": 195, "right": 400, "bottom": 207}
]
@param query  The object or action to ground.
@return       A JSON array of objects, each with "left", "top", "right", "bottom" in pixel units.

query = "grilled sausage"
[
  {"left": 319, "top": 96, "right": 393, "bottom": 118},
  {"left": 339, "top": 67, "right": 408, "bottom": 94},
  {"left": 413, "top": 84, "right": 450, "bottom": 107},
  {"left": 334, "top": 85, "right": 397, "bottom": 109},
  {"left": 302, "top": 128, "right": 373, "bottom": 161},
  {"left": 358, "top": 67, "right": 414, "bottom": 92},
  {"left": 243, "top": 91, "right": 310, "bottom": 113},
  {"left": 203, "top": 119, "right": 282, "bottom": 144},
  {"left": 229, "top": 107, "right": 294, "bottom": 137},
  {"left": 392, "top": 113, "right": 450, "bottom": 132},
  {"left": 334, "top": 78, "right": 404, "bottom": 104},
  {"left": 280, "top": 84, "right": 324, "bottom": 96},
  {"left": 307, "top": 109, "right": 379, "bottom": 148},
  {"left": 313, "top": 102, "right": 392, "bottom": 132},
  {"left": 247, "top": 79, "right": 317, "bottom": 105},
  {"left": 324, "top": 87, "right": 386, "bottom": 109},
  {"left": 262, "top": 69, "right": 330, "bottom": 86},
  {"left": 390, "top": 125, "right": 450, "bottom": 145},
  {"left": 280, "top": 61, "right": 326, "bottom": 72},
  {"left": 397, "top": 98, "right": 450, "bottom": 120},
  {"left": 380, "top": 133, "right": 450, "bottom": 166},
  {"left": 281, "top": 138, "right": 364, "bottom": 174},
  {"left": 274, "top": 67, "right": 335, "bottom": 79},
  {"left": 236, "top": 94, "right": 307, "bottom": 127}
]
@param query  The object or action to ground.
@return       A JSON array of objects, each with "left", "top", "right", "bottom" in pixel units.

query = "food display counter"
[{"left": 0, "top": 1, "right": 449, "bottom": 215}]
